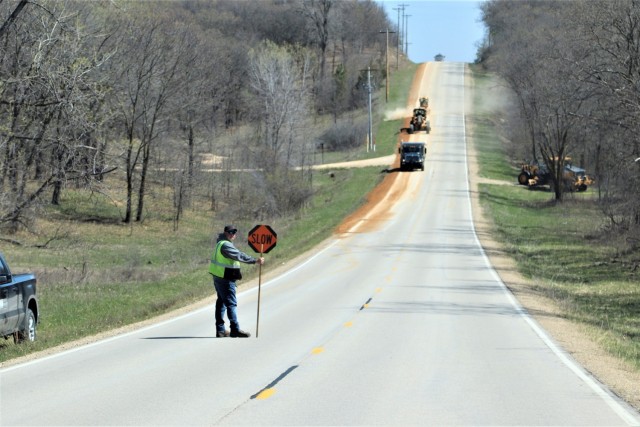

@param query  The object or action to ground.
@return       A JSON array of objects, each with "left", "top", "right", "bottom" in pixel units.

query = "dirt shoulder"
[
  {"left": 4, "top": 64, "right": 639, "bottom": 415},
  {"left": 463, "top": 65, "right": 640, "bottom": 411},
  {"left": 321, "top": 62, "right": 640, "bottom": 411}
]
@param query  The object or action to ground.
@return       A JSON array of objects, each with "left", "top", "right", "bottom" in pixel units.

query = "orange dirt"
[
  {"left": 335, "top": 63, "right": 426, "bottom": 236},
  {"left": 4, "top": 64, "right": 639, "bottom": 416},
  {"left": 334, "top": 62, "right": 640, "bottom": 413}
]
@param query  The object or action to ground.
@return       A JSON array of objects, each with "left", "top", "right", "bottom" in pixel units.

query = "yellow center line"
[
  {"left": 254, "top": 283, "right": 387, "bottom": 402},
  {"left": 256, "top": 388, "right": 276, "bottom": 399}
]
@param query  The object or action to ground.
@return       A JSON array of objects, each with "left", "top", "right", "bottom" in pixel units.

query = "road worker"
[{"left": 209, "top": 225, "right": 264, "bottom": 338}]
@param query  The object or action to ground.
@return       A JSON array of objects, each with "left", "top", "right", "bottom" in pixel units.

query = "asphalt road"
[{"left": 2, "top": 62, "right": 639, "bottom": 426}]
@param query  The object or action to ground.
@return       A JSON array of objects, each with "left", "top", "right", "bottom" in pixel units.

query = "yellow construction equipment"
[{"left": 517, "top": 159, "right": 595, "bottom": 192}]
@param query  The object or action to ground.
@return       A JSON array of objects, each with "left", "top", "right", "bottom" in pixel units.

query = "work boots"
[{"left": 230, "top": 329, "right": 251, "bottom": 338}]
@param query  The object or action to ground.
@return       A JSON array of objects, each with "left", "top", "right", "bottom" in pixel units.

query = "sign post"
[
  {"left": 248, "top": 225, "right": 277, "bottom": 338},
  {"left": 256, "top": 243, "right": 263, "bottom": 339}
]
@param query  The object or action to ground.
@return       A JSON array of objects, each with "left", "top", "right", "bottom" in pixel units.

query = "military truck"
[{"left": 399, "top": 141, "right": 427, "bottom": 171}]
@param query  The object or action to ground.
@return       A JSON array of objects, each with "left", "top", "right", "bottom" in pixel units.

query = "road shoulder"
[{"left": 463, "top": 64, "right": 640, "bottom": 412}]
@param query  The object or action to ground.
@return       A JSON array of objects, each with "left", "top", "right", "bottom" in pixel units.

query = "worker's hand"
[{"left": 257, "top": 257, "right": 265, "bottom": 265}]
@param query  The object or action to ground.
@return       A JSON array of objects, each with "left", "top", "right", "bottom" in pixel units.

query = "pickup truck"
[{"left": 0, "top": 252, "right": 38, "bottom": 343}]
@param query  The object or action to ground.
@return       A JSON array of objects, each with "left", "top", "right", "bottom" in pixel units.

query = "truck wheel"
[{"left": 15, "top": 308, "right": 36, "bottom": 343}]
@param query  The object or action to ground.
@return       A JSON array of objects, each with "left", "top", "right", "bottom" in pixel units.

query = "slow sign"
[
  {"left": 248, "top": 225, "right": 277, "bottom": 338},
  {"left": 248, "top": 224, "right": 277, "bottom": 254}
]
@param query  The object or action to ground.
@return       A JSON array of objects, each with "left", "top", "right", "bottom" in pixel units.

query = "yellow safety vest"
[{"left": 209, "top": 240, "right": 240, "bottom": 278}]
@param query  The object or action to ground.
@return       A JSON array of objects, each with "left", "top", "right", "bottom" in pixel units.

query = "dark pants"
[{"left": 213, "top": 276, "right": 240, "bottom": 333}]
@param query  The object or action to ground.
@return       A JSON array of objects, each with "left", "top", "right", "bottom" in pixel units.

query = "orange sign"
[{"left": 248, "top": 224, "right": 277, "bottom": 254}]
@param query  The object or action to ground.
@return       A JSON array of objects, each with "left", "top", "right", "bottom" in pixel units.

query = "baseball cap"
[{"left": 224, "top": 225, "right": 238, "bottom": 234}]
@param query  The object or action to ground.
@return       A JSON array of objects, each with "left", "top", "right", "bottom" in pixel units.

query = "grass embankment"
[
  {"left": 0, "top": 63, "right": 419, "bottom": 363},
  {"left": 469, "top": 65, "right": 640, "bottom": 370}
]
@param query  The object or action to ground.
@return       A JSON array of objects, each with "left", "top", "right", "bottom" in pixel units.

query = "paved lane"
[{"left": 1, "top": 62, "right": 638, "bottom": 426}]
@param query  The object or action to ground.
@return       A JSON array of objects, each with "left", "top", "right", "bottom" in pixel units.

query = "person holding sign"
[{"left": 209, "top": 225, "right": 264, "bottom": 338}]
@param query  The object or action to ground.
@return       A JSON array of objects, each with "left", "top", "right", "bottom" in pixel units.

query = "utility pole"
[
  {"left": 393, "top": 5, "right": 407, "bottom": 69},
  {"left": 360, "top": 67, "right": 378, "bottom": 152},
  {"left": 367, "top": 67, "right": 374, "bottom": 152},
  {"left": 398, "top": 4, "right": 409, "bottom": 55},
  {"left": 379, "top": 28, "right": 396, "bottom": 102},
  {"left": 392, "top": 7, "right": 400, "bottom": 69},
  {"left": 405, "top": 14, "right": 411, "bottom": 57},
  {"left": 399, "top": 4, "right": 408, "bottom": 56}
]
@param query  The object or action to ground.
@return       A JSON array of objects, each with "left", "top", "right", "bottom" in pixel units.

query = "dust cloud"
[
  {"left": 466, "top": 75, "right": 514, "bottom": 115},
  {"left": 385, "top": 107, "right": 413, "bottom": 121}
]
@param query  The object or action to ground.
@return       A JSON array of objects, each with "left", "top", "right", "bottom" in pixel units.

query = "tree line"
[
  {"left": 479, "top": 0, "right": 640, "bottom": 246},
  {"left": 0, "top": 0, "right": 394, "bottom": 232}
]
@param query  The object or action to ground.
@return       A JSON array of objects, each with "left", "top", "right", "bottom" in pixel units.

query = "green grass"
[
  {"left": 0, "top": 166, "right": 385, "bottom": 362},
  {"left": 7, "top": 62, "right": 639, "bottom": 374},
  {"left": 0, "top": 63, "right": 413, "bottom": 362},
  {"left": 236, "top": 167, "right": 385, "bottom": 271},
  {"left": 387, "top": 63, "right": 420, "bottom": 110},
  {"left": 314, "top": 62, "right": 419, "bottom": 165},
  {"left": 472, "top": 117, "right": 516, "bottom": 182},
  {"left": 469, "top": 66, "right": 640, "bottom": 370},
  {"left": 376, "top": 62, "right": 420, "bottom": 156},
  {"left": 467, "top": 67, "right": 519, "bottom": 183}
]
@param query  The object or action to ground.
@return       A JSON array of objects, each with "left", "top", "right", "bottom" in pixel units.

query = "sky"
[{"left": 377, "top": 0, "right": 487, "bottom": 64}]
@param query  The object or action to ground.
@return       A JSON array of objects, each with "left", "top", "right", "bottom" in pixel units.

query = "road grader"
[
  {"left": 409, "top": 108, "right": 430, "bottom": 134},
  {"left": 400, "top": 97, "right": 432, "bottom": 135},
  {"left": 517, "top": 159, "right": 594, "bottom": 192}
]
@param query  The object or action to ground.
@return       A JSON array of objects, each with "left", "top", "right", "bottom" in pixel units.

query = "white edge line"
[
  {"left": 241, "top": 238, "right": 340, "bottom": 295},
  {"left": 7, "top": 65, "right": 638, "bottom": 426},
  {"left": 460, "top": 63, "right": 640, "bottom": 426},
  {"left": 1, "top": 239, "right": 340, "bottom": 374}
]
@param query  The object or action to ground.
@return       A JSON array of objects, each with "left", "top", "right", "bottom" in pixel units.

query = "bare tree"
[
  {"left": 0, "top": 0, "right": 398, "bottom": 231},
  {"left": 244, "top": 41, "right": 314, "bottom": 216},
  {"left": 572, "top": 0, "right": 640, "bottom": 235},
  {"left": 0, "top": 0, "right": 28, "bottom": 38},
  {"left": 108, "top": 6, "right": 197, "bottom": 223},
  {"left": 482, "top": 1, "right": 595, "bottom": 200},
  {"left": 0, "top": 0, "right": 114, "bottom": 229},
  {"left": 247, "top": 41, "right": 311, "bottom": 170},
  {"left": 300, "top": 0, "right": 332, "bottom": 85}
]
